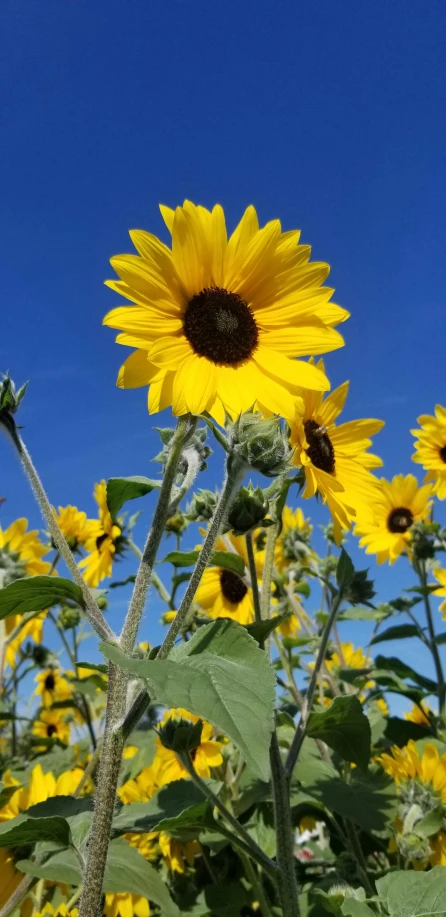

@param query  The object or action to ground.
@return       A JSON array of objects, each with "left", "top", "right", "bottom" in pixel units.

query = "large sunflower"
[
  {"left": 354, "top": 474, "right": 432, "bottom": 564},
  {"left": 287, "top": 361, "right": 384, "bottom": 542},
  {"left": 103, "top": 201, "right": 349, "bottom": 422},
  {"left": 411, "top": 405, "right": 446, "bottom": 500}
]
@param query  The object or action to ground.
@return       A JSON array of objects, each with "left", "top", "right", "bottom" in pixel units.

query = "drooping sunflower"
[
  {"left": 103, "top": 201, "right": 349, "bottom": 422},
  {"left": 432, "top": 567, "right": 446, "bottom": 619},
  {"left": 34, "top": 667, "right": 74, "bottom": 708},
  {"left": 154, "top": 708, "right": 223, "bottom": 783},
  {"left": 287, "top": 361, "right": 384, "bottom": 542},
  {"left": 411, "top": 404, "right": 446, "bottom": 500},
  {"left": 52, "top": 505, "right": 95, "bottom": 552},
  {"left": 78, "top": 481, "right": 123, "bottom": 587},
  {"left": 354, "top": 474, "right": 433, "bottom": 565}
]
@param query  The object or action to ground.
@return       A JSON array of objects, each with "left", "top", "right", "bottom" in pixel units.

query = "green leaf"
[
  {"left": 376, "top": 865, "right": 446, "bottom": 916},
  {"left": 16, "top": 849, "right": 82, "bottom": 886},
  {"left": 110, "top": 575, "right": 136, "bottom": 589},
  {"left": 337, "top": 667, "right": 373, "bottom": 685},
  {"left": 341, "top": 903, "right": 375, "bottom": 917},
  {"left": 371, "top": 624, "right": 420, "bottom": 645},
  {"left": 0, "top": 576, "right": 85, "bottom": 620},
  {"left": 246, "top": 613, "right": 292, "bottom": 644},
  {"left": 435, "top": 632, "right": 446, "bottom": 646},
  {"left": 112, "top": 779, "right": 217, "bottom": 835},
  {"left": 385, "top": 716, "right": 433, "bottom": 746},
  {"left": 0, "top": 814, "right": 70, "bottom": 848},
  {"left": 106, "top": 476, "right": 160, "bottom": 518},
  {"left": 101, "top": 620, "right": 276, "bottom": 780},
  {"left": 306, "top": 696, "right": 371, "bottom": 771},
  {"left": 375, "top": 655, "right": 437, "bottom": 693},
  {"left": 162, "top": 549, "right": 245, "bottom": 576},
  {"left": 0, "top": 783, "right": 22, "bottom": 808},
  {"left": 336, "top": 548, "right": 354, "bottom": 587},
  {"left": 205, "top": 884, "right": 249, "bottom": 916},
  {"left": 163, "top": 550, "right": 199, "bottom": 566}
]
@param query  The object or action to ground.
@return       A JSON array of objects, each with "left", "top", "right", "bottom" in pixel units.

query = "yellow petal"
[{"left": 117, "top": 350, "right": 158, "bottom": 389}]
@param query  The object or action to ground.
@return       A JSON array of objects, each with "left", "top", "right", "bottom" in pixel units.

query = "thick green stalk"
[
  {"left": 269, "top": 732, "right": 300, "bottom": 917},
  {"left": 245, "top": 531, "right": 262, "bottom": 624},
  {"left": 157, "top": 458, "right": 245, "bottom": 659},
  {"left": 418, "top": 558, "right": 445, "bottom": 717},
  {"left": 260, "top": 521, "right": 279, "bottom": 624}
]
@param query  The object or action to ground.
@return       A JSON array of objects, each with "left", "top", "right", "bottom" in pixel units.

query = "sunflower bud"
[
  {"left": 343, "top": 569, "right": 376, "bottom": 606},
  {"left": 229, "top": 411, "right": 291, "bottom": 478},
  {"left": 165, "top": 511, "right": 188, "bottom": 534},
  {"left": 158, "top": 716, "right": 203, "bottom": 754},
  {"left": 396, "top": 831, "right": 431, "bottom": 863},
  {"left": 58, "top": 606, "right": 82, "bottom": 629},
  {"left": 0, "top": 374, "right": 27, "bottom": 420},
  {"left": 226, "top": 483, "right": 269, "bottom": 535},
  {"left": 187, "top": 489, "right": 219, "bottom": 522},
  {"left": 30, "top": 645, "right": 52, "bottom": 666},
  {"left": 411, "top": 522, "right": 439, "bottom": 561}
]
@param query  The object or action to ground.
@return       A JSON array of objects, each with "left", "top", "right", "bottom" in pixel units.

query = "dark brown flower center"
[
  {"left": 220, "top": 568, "right": 248, "bottom": 604},
  {"left": 387, "top": 507, "right": 414, "bottom": 534},
  {"left": 183, "top": 287, "right": 259, "bottom": 365},
  {"left": 44, "top": 673, "right": 55, "bottom": 691},
  {"left": 439, "top": 445, "right": 446, "bottom": 463},
  {"left": 304, "top": 419, "right": 335, "bottom": 474},
  {"left": 96, "top": 533, "right": 109, "bottom": 551},
  {"left": 46, "top": 724, "right": 57, "bottom": 737}
]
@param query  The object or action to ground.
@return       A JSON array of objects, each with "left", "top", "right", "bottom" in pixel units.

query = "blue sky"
[{"left": 1, "top": 0, "right": 445, "bottom": 690}]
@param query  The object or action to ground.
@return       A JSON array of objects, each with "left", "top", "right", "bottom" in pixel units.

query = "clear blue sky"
[{"left": 1, "top": 0, "right": 445, "bottom": 683}]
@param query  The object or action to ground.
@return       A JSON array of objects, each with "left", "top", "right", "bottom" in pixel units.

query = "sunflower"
[
  {"left": 78, "top": 481, "right": 123, "bottom": 587},
  {"left": 404, "top": 703, "right": 433, "bottom": 726},
  {"left": 274, "top": 506, "right": 313, "bottom": 571},
  {"left": 34, "top": 667, "right": 74, "bottom": 708},
  {"left": 32, "top": 710, "right": 70, "bottom": 748},
  {"left": 195, "top": 565, "right": 255, "bottom": 625},
  {"left": 103, "top": 201, "right": 349, "bottom": 422},
  {"left": 52, "top": 505, "right": 95, "bottom": 551},
  {"left": 326, "top": 641, "right": 370, "bottom": 673},
  {"left": 0, "top": 518, "right": 51, "bottom": 581},
  {"left": 33, "top": 906, "right": 78, "bottom": 917},
  {"left": 158, "top": 833, "right": 200, "bottom": 874},
  {"left": 287, "top": 361, "right": 384, "bottom": 543},
  {"left": 0, "top": 764, "right": 87, "bottom": 821},
  {"left": 432, "top": 567, "right": 446, "bottom": 619},
  {"left": 0, "top": 849, "right": 23, "bottom": 911},
  {"left": 411, "top": 405, "right": 446, "bottom": 500},
  {"left": 103, "top": 893, "right": 150, "bottom": 917},
  {"left": 354, "top": 474, "right": 433, "bottom": 565},
  {"left": 154, "top": 708, "right": 223, "bottom": 782}
]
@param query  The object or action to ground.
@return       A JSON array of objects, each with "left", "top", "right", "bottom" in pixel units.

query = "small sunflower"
[
  {"left": 195, "top": 566, "right": 255, "bottom": 625},
  {"left": 33, "top": 905, "right": 78, "bottom": 917},
  {"left": 432, "top": 568, "right": 446, "bottom": 619},
  {"left": 52, "top": 504, "right": 95, "bottom": 552},
  {"left": 0, "top": 518, "right": 51, "bottom": 580},
  {"left": 103, "top": 893, "right": 150, "bottom": 917},
  {"left": 158, "top": 833, "right": 200, "bottom": 874},
  {"left": 78, "top": 481, "right": 123, "bottom": 587},
  {"left": 326, "top": 641, "right": 370, "bottom": 673},
  {"left": 0, "top": 849, "right": 22, "bottom": 911},
  {"left": 274, "top": 506, "right": 313, "bottom": 571},
  {"left": 32, "top": 710, "right": 70, "bottom": 748},
  {"left": 154, "top": 708, "right": 223, "bottom": 783},
  {"left": 103, "top": 201, "right": 349, "bottom": 422},
  {"left": 34, "top": 667, "right": 74, "bottom": 708},
  {"left": 411, "top": 405, "right": 446, "bottom": 500},
  {"left": 0, "top": 764, "right": 87, "bottom": 821},
  {"left": 287, "top": 361, "right": 384, "bottom": 543},
  {"left": 354, "top": 474, "right": 433, "bottom": 565},
  {"left": 404, "top": 703, "right": 433, "bottom": 726}
]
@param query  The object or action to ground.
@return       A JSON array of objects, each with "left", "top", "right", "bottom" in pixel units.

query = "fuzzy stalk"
[
  {"left": 269, "top": 731, "right": 300, "bottom": 917},
  {"left": 245, "top": 530, "right": 262, "bottom": 624},
  {"left": 260, "top": 521, "right": 278, "bottom": 626},
  {"left": 418, "top": 558, "right": 445, "bottom": 717},
  {"left": 6, "top": 428, "right": 113, "bottom": 643}
]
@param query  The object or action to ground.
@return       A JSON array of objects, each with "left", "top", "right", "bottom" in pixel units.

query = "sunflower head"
[
  {"left": 411, "top": 405, "right": 446, "bottom": 500},
  {"left": 104, "top": 201, "right": 350, "bottom": 422},
  {"left": 354, "top": 474, "right": 433, "bottom": 565},
  {"left": 0, "top": 518, "right": 51, "bottom": 583},
  {"left": 78, "top": 481, "right": 125, "bottom": 587},
  {"left": 32, "top": 709, "right": 70, "bottom": 748},
  {"left": 52, "top": 505, "right": 93, "bottom": 552}
]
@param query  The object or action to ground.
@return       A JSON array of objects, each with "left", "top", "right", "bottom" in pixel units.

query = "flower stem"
[
  {"left": 6, "top": 429, "right": 113, "bottom": 643},
  {"left": 269, "top": 732, "right": 300, "bottom": 917},
  {"left": 285, "top": 586, "right": 344, "bottom": 776},
  {"left": 418, "top": 558, "right": 445, "bottom": 717},
  {"left": 245, "top": 531, "right": 262, "bottom": 624},
  {"left": 240, "top": 851, "right": 273, "bottom": 917},
  {"left": 119, "top": 414, "right": 192, "bottom": 653},
  {"left": 260, "top": 522, "right": 278, "bottom": 626},
  {"left": 156, "top": 458, "right": 245, "bottom": 659}
]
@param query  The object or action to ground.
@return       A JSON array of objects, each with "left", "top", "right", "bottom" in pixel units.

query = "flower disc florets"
[{"left": 184, "top": 287, "right": 259, "bottom": 365}]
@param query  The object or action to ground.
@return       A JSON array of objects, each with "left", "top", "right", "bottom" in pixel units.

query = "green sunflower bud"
[
  {"left": 0, "top": 374, "right": 27, "bottom": 420},
  {"left": 396, "top": 830, "right": 431, "bottom": 863},
  {"left": 411, "top": 522, "right": 438, "bottom": 561},
  {"left": 229, "top": 411, "right": 291, "bottom": 478},
  {"left": 158, "top": 717, "right": 203, "bottom": 754},
  {"left": 187, "top": 489, "right": 219, "bottom": 522},
  {"left": 343, "top": 568, "right": 376, "bottom": 606},
  {"left": 30, "top": 645, "right": 52, "bottom": 666},
  {"left": 165, "top": 511, "right": 188, "bottom": 534},
  {"left": 226, "top": 483, "right": 269, "bottom": 535},
  {"left": 58, "top": 606, "right": 82, "bottom": 629}
]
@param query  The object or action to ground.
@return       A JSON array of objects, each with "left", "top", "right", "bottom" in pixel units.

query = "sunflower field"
[{"left": 2, "top": 201, "right": 446, "bottom": 917}]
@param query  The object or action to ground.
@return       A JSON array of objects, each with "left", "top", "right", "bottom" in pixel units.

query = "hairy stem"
[
  {"left": 260, "top": 522, "right": 278, "bottom": 626},
  {"left": 285, "top": 587, "right": 344, "bottom": 776},
  {"left": 119, "top": 414, "right": 191, "bottom": 652},
  {"left": 418, "top": 558, "right": 445, "bottom": 718},
  {"left": 7, "top": 429, "right": 113, "bottom": 642},
  {"left": 269, "top": 732, "right": 300, "bottom": 917},
  {"left": 245, "top": 531, "right": 262, "bottom": 624}
]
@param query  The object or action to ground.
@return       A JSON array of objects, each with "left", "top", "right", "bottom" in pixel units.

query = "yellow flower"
[
  {"left": 103, "top": 893, "right": 150, "bottom": 917},
  {"left": 0, "top": 764, "right": 87, "bottom": 821},
  {"left": 195, "top": 566, "right": 255, "bottom": 625},
  {"left": 379, "top": 740, "right": 446, "bottom": 798},
  {"left": 277, "top": 612, "right": 301, "bottom": 639},
  {"left": 432, "top": 567, "right": 446, "bottom": 619},
  {"left": 34, "top": 667, "right": 74, "bottom": 708},
  {"left": 0, "top": 849, "right": 23, "bottom": 910},
  {"left": 52, "top": 505, "right": 95, "bottom": 550},
  {"left": 158, "top": 832, "right": 200, "bottom": 873},
  {"left": 155, "top": 708, "right": 223, "bottom": 783},
  {"left": 411, "top": 405, "right": 446, "bottom": 500},
  {"left": 161, "top": 611, "right": 176, "bottom": 624},
  {"left": 287, "top": 363, "right": 384, "bottom": 543},
  {"left": 0, "top": 518, "right": 51, "bottom": 578},
  {"left": 33, "top": 906, "right": 78, "bottom": 917},
  {"left": 103, "top": 201, "right": 349, "bottom": 422},
  {"left": 78, "top": 481, "right": 122, "bottom": 587},
  {"left": 3, "top": 611, "right": 46, "bottom": 670},
  {"left": 404, "top": 703, "right": 433, "bottom": 726},
  {"left": 326, "top": 642, "right": 370, "bottom": 672},
  {"left": 32, "top": 710, "right": 70, "bottom": 748},
  {"left": 274, "top": 506, "right": 313, "bottom": 571},
  {"left": 354, "top": 474, "right": 433, "bottom": 565}
]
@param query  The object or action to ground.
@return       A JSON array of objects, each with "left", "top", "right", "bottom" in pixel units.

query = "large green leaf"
[
  {"left": 106, "top": 476, "right": 160, "bottom": 518},
  {"left": 374, "top": 655, "right": 437, "bottom": 693},
  {"left": 376, "top": 865, "right": 446, "bottom": 916},
  {"left": 101, "top": 620, "right": 276, "bottom": 780},
  {"left": 371, "top": 624, "right": 420, "bottom": 645},
  {"left": 16, "top": 849, "right": 82, "bottom": 886},
  {"left": 385, "top": 716, "right": 433, "bottom": 746},
  {"left": 162, "top": 549, "right": 245, "bottom": 576},
  {"left": 341, "top": 903, "right": 375, "bottom": 917},
  {"left": 0, "top": 576, "right": 84, "bottom": 620},
  {"left": 0, "top": 795, "right": 92, "bottom": 849},
  {"left": 112, "top": 779, "right": 216, "bottom": 835},
  {"left": 306, "top": 696, "right": 371, "bottom": 771}
]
